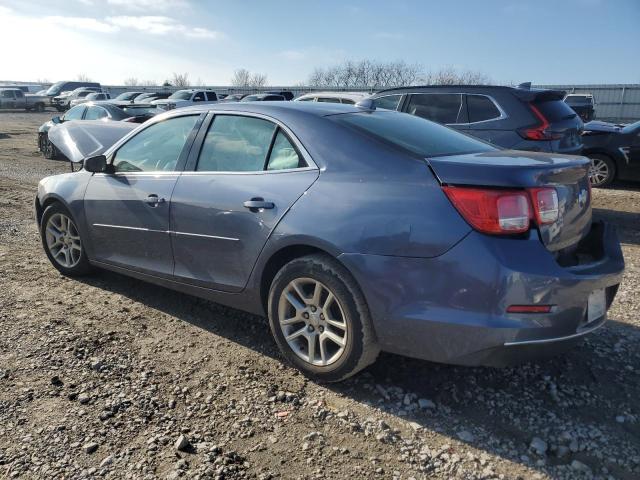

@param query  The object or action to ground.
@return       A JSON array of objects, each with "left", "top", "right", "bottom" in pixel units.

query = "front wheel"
[
  {"left": 268, "top": 254, "right": 379, "bottom": 382},
  {"left": 588, "top": 154, "right": 615, "bottom": 187},
  {"left": 44, "top": 139, "right": 59, "bottom": 159},
  {"left": 40, "top": 203, "right": 92, "bottom": 276}
]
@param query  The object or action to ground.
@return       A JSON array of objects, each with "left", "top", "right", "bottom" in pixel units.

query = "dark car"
[
  {"left": 564, "top": 94, "right": 595, "bottom": 122},
  {"left": 241, "top": 94, "right": 286, "bottom": 102},
  {"left": 38, "top": 102, "right": 159, "bottom": 159},
  {"left": 223, "top": 93, "right": 250, "bottom": 102},
  {"left": 371, "top": 84, "right": 584, "bottom": 155},
  {"left": 265, "top": 90, "right": 294, "bottom": 101},
  {"left": 581, "top": 120, "right": 640, "bottom": 186},
  {"left": 45, "top": 81, "right": 101, "bottom": 105},
  {"left": 35, "top": 102, "right": 623, "bottom": 382},
  {"left": 134, "top": 92, "right": 172, "bottom": 104},
  {"left": 114, "top": 91, "right": 146, "bottom": 102}
]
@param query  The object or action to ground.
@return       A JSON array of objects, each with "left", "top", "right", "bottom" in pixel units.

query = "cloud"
[
  {"left": 45, "top": 16, "right": 119, "bottom": 33},
  {"left": 106, "top": 0, "right": 188, "bottom": 11},
  {"left": 278, "top": 50, "right": 306, "bottom": 61},
  {"left": 106, "top": 16, "right": 220, "bottom": 38}
]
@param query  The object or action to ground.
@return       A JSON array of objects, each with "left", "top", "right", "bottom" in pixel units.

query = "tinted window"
[
  {"left": 206, "top": 92, "right": 217, "bottom": 101},
  {"left": 197, "top": 115, "right": 276, "bottom": 172},
  {"left": 85, "top": 106, "right": 108, "bottom": 120},
  {"left": 77, "top": 91, "right": 91, "bottom": 98},
  {"left": 317, "top": 97, "right": 341, "bottom": 103},
  {"left": 267, "top": 131, "right": 303, "bottom": 170},
  {"left": 341, "top": 98, "right": 355, "bottom": 105},
  {"left": 406, "top": 93, "right": 463, "bottom": 124},
  {"left": 63, "top": 105, "right": 86, "bottom": 120},
  {"left": 1, "top": 90, "right": 14, "bottom": 98},
  {"left": 535, "top": 100, "right": 577, "bottom": 122},
  {"left": 113, "top": 115, "right": 198, "bottom": 172},
  {"left": 467, "top": 95, "right": 501, "bottom": 123},
  {"left": 565, "top": 95, "right": 591, "bottom": 105},
  {"left": 169, "top": 90, "right": 192, "bottom": 100},
  {"left": 296, "top": 97, "right": 315, "bottom": 102},
  {"left": 373, "top": 95, "right": 402, "bottom": 110},
  {"left": 193, "top": 92, "right": 205, "bottom": 102},
  {"left": 334, "top": 111, "right": 496, "bottom": 158},
  {"left": 15, "top": 90, "right": 24, "bottom": 98}
]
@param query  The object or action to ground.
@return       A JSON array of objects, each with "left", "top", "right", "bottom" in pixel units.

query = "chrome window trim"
[{"left": 453, "top": 93, "right": 507, "bottom": 125}]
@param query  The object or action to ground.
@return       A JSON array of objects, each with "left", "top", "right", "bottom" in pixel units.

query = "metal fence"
[{"left": 536, "top": 84, "right": 640, "bottom": 123}]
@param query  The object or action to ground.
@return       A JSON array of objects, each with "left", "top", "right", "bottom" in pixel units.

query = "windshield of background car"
[
  {"left": 334, "top": 111, "right": 497, "bottom": 157},
  {"left": 169, "top": 90, "right": 192, "bottom": 100},
  {"left": 46, "top": 82, "right": 65, "bottom": 95},
  {"left": 121, "top": 106, "right": 159, "bottom": 116}
]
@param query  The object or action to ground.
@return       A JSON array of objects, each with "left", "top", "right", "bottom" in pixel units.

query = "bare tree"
[
  {"left": 421, "top": 66, "right": 491, "bottom": 85},
  {"left": 306, "top": 59, "right": 422, "bottom": 89},
  {"left": 124, "top": 77, "right": 139, "bottom": 87},
  {"left": 170, "top": 72, "right": 190, "bottom": 87},
  {"left": 76, "top": 73, "right": 92, "bottom": 82},
  {"left": 250, "top": 73, "right": 268, "bottom": 88},
  {"left": 230, "top": 69, "right": 252, "bottom": 87}
]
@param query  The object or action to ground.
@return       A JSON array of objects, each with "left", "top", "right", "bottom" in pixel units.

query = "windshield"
[
  {"left": 116, "top": 92, "right": 139, "bottom": 101},
  {"left": 121, "top": 106, "right": 159, "bottom": 116},
  {"left": 169, "top": 90, "right": 192, "bottom": 100},
  {"left": 334, "top": 110, "right": 497, "bottom": 158},
  {"left": 241, "top": 95, "right": 259, "bottom": 102},
  {"left": 46, "top": 81, "right": 66, "bottom": 95}
]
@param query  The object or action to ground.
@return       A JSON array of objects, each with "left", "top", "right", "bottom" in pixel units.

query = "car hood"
[
  {"left": 47, "top": 120, "right": 137, "bottom": 163},
  {"left": 39, "top": 120, "right": 56, "bottom": 133},
  {"left": 584, "top": 121, "right": 623, "bottom": 134}
]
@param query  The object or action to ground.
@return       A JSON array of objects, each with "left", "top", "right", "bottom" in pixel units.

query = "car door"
[
  {"left": 1, "top": 90, "right": 16, "bottom": 108},
  {"left": 14, "top": 90, "right": 25, "bottom": 108},
  {"left": 170, "top": 113, "right": 319, "bottom": 292},
  {"left": 83, "top": 114, "right": 202, "bottom": 277}
]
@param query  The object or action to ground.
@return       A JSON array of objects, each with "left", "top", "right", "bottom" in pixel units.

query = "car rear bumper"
[{"left": 339, "top": 221, "right": 624, "bottom": 366}]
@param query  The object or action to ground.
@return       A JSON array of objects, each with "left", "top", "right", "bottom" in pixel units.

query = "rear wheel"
[
  {"left": 40, "top": 203, "right": 92, "bottom": 276},
  {"left": 588, "top": 154, "right": 615, "bottom": 187},
  {"left": 268, "top": 254, "right": 379, "bottom": 382}
]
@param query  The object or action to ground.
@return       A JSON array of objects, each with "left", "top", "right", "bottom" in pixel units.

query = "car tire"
[
  {"left": 40, "top": 202, "right": 92, "bottom": 276},
  {"left": 35, "top": 103, "right": 45, "bottom": 112},
  {"left": 588, "top": 154, "right": 616, "bottom": 187},
  {"left": 268, "top": 253, "right": 379, "bottom": 382},
  {"left": 44, "top": 139, "right": 59, "bottom": 160}
]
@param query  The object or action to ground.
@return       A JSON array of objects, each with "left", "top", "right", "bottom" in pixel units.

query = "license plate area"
[{"left": 587, "top": 288, "right": 606, "bottom": 324}]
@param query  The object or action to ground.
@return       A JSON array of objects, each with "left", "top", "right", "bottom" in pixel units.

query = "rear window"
[
  {"left": 334, "top": 111, "right": 496, "bottom": 158},
  {"left": 565, "top": 95, "right": 592, "bottom": 105},
  {"left": 535, "top": 100, "right": 578, "bottom": 122}
]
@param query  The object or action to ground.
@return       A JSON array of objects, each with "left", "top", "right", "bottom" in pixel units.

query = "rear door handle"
[
  {"left": 243, "top": 197, "right": 274, "bottom": 210},
  {"left": 146, "top": 194, "right": 165, "bottom": 207}
]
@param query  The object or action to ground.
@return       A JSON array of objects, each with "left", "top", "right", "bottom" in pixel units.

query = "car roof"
[
  {"left": 172, "top": 100, "right": 363, "bottom": 118},
  {"left": 296, "top": 91, "right": 370, "bottom": 101}
]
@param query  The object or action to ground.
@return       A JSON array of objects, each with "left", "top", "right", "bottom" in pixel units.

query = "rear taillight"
[
  {"left": 443, "top": 186, "right": 559, "bottom": 235},
  {"left": 518, "top": 104, "right": 563, "bottom": 141}
]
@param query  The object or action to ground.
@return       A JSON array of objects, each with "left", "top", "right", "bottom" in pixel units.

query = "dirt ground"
[{"left": 1, "top": 110, "right": 639, "bottom": 480}]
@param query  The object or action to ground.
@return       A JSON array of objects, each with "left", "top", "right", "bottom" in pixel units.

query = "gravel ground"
[{"left": 1, "top": 111, "right": 639, "bottom": 480}]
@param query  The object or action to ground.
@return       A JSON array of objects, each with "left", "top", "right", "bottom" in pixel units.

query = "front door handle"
[
  {"left": 243, "top": 197, "right": 274, "bottom": 211},
  {"left": 146, "top": 194, "right": 166, "bottom": 207}
]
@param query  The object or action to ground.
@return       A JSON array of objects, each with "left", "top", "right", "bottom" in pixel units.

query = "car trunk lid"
[{"left": 428, "top": 150, "right": 592, "bottom": 252}]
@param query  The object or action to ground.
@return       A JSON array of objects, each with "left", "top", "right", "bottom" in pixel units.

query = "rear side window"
[
  {"left": 372, "top": 94, "right": 402, "bottom": 110},
  {"left": 193, "top": 92, "right": 205, "bottom": 102},
  {"left": 534, "top": 100, "right": 577, "bottom": 122},
  {"left": 267, "top": 131, "right": 303, "bottom": 170},
  {"left": 335, "top": 111, "right": 496, "bottom": 158},
  {"left": 406, "top": 93, "right": 464, "bottom": 124},
  {"left": 206, "top": 92, "right": 217, "bottom": 101},
  {"left": 15, "top": 90, "right": 24, "bottom": 98},
  {"left": 467, "top": 95, "right": 501, "bottom": 123},
  {"left": 341, "top": 99, "right": 355, "bottom": 105},
  {"left": 317, "top": 97, "right": 341, "bottom": 103}
]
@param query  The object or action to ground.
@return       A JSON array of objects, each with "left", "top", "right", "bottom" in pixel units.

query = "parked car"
[
  {"left": 52, "top": 88, "right": 102, "bottom": 111},
  {"left": 70, "top": 92, "right": 111, "bottom": 107},
  {"left": 35, "top": 102, "right": 623, "bottom": 382},
  {"left": 0, "top": 84, "right": 45, "bottom": 93},
  {"left": 223, "top": 93, "right": 250, "bottom": 102},
  {"left": 0, "top": 88, "right": 47, "bottom": 112},
  {"left": 295, "top": 91, "right": 370, "bottom": 104},
  {"left": 151, "top": 89, "right": 218, "bottom": 110},
  {"left": 370, "top": 84, "right": 584, "bottom": 155},
  {"left": 565, "top": 94, "right": 595, "bottom": 122},
  {"left": 114, "top": 91, "right": 146, "bottom": 102},
  {"left": 581, "top": 120, "right": 640, "bottom": 186},
  {"left": 45, "top": 81, "right": 101, "bottom": 104},
  {"left": 134, "top": 92, "right": 172, "bottom": 103},
  {"left": 38, "top": 102, "right": 159, "bottom": 159},
  {"left": 241, "top": 93, "right": 286, "bottom": 102},
  {"left": 265, "top": 90, "right": 294, "bottom": 101}
]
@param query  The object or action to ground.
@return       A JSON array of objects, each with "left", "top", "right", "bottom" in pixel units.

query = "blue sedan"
[{"left": 35, "top": 102, "right": 624, "bottom": 381}]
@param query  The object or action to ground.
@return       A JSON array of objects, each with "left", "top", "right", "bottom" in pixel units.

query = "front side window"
[
  {"left": 197, "top": 115, "right": 276, "bottom": 172},
  {"left": 267, "top": 131, "right": 303, "bottom": 170},
  {"left": 85, "top": 106, "right": 108, "bottom": 120},
  {"left": 467, "top": 95, "right": 501, "bottom": 123},
  {"left": 372, "top": 94, "right": 402, "bottom": 111},
  {"left": 1, "top": 90, "right": 14, "bottom": 98},
  {"left": 63, "top": 105, "right": 86, "bottom": 121},
  {"left": 406, "top": 93, "right": 464, "bottom": 124},
  {"left": 113, "top": 115, "right": 198, "bottom": 172},
  {"left": 15, "top": 90, "right": 24, "bottom": 98}
]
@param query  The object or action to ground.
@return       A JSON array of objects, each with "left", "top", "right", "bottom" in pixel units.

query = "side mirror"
[
  {"left": 83, "top": 155, "right": 108, "bottom": 173},
  {"left": 52, "top": 116, "right": 62, "bottom": 124}
]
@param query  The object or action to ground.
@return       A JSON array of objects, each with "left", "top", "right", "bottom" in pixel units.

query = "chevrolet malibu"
[{"left": 35, "top": 102, "right": 624, "bottom": 382}]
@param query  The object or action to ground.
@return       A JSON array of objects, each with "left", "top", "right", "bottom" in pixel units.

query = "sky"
[{"left": 0, "top": 0, "right": 639, "bottom": 86}]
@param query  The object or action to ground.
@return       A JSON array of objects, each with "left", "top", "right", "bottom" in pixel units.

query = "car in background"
[
  {"left": 241, "top": 93, "right": 286, "bottom": 102},
  {"left": 223, "top": 93, "right": 250, "bottom": 102},
  {"left": 52, "top": 87, "right": 102, "bottom": 111},
  {"left": 565, "top": 94, "right": 595, "bottom": 122},
  {"left": 295, "top": 91, "right": 370, "bottom": 105},
  {"left": 0, "top": 84, "right": 45, "bottom": 93},
  {"left": 70, "top": 92, "right": 111, "bottom": 107},
  {"left": 34, "top": 101, "right": 623, "bottom": 381},
  {"left": 264, "top": 90, "right": 294, "bottom": 101},
  {"left": 38, "top": 102, "right": 159, "bottom": 159},
  {"left": 45, "top": 81, "right": 101, "bottom": 104},
  {"left": 134, "top": 92, "right": 172, "bottom": 103},
  {"left": 114, "top": 91, "right": 146, "bottom": 102},
  {"left": 0, "top": 88, "right": 48, "bottom": 112},
  {"left": 370, "top": 84, "right": 584, "bottom": 155},
  {"left": 151, "top": 89, "right": 218, "bottom": 110},
  {"left": 581, "top": 120, "right": 640, "bottom": 186}
]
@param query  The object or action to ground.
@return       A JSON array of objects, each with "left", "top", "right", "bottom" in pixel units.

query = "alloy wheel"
[
  {"left": 45, "top": 213, "right": 82, "bottom": 268},
  {"left": 277, "top": 278, "right": 349, "bottom": 367},
  {"left": 589, "top": 158, "right": 610, "bottom": 186}
]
